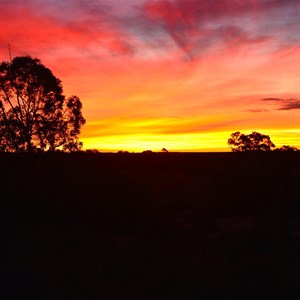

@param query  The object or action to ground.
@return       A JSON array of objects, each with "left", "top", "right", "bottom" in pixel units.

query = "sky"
[{"left": 1, "top": 0, "right": 300, "bottom": 152}]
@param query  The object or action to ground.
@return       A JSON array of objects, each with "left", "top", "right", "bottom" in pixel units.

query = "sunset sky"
[{"left": 1, "top": 0, "right": 300, "bottom": 152}]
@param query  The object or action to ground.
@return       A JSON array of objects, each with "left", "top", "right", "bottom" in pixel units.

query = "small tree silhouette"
[
  {"left": 228, "top": 131, "right": 275, "bottom": 152},
  {"left": 142, "top": 150, "right": 153, "bottom": 154}
]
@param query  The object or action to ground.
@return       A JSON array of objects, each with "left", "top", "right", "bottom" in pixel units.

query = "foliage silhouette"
[
  {"left": 142, "top": 150, "right": 153, "bottom": 154},
  {"left": 117, "top": 150, "right": 129, "bottom": 154},
  {"left": 85, "top": 149, "right": 100, "bottom": 153},
  {"left": 228, "top": 131, "right": 275, "bottom": 152},
  {"left": 274, "top": 145, "right": 300, "bottom": 152},
  {"left": 0, "top": 56, "right": 85, "bottom": 152}
]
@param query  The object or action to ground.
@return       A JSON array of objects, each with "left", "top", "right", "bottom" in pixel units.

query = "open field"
[{"left": 1, "top": 152, "right": 300, "bottom": 297}]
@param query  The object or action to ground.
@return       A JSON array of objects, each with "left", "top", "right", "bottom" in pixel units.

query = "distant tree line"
[{"left": 228, "top": 131, "right": 299, "bottom": 152}]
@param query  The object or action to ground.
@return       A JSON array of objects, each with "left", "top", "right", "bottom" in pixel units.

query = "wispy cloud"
[
  {"left": 2, "top": 0, "right": 300, "bottom": 60},
  {"left": 262, "top": 98, "right": 283, "bottom": 101},
  {"left": 262, "top": 97, "right": 300, "bottom": 110},
  {"left": 142, "top": 0, "right": 300, "bottom": 59},
  {"left": 245, "top": 109, "right": 269, "bottom": 113}
]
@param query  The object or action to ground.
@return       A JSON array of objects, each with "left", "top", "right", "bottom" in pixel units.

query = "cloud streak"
[
  {"left": 2, "top": 0, "right": 300, "bottom": 60},
  {"left": 262, "top": 97, "right": 300, "bottom": 110},
  {"left": 142, "top": 0, "right": 300, "bottom": 59}
]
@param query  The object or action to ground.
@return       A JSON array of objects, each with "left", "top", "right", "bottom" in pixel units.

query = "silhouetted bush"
[
  {"left": 274, "top": 145, "right": 300, "bottom": 152},
  {"left": 228, "top": 131, "right": 275, "bottom": 152}
]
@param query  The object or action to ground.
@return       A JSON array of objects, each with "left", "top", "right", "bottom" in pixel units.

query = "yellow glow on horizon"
[
  {"left": 81, "top": 131, "right": 231, "bottom": 152},
  {"left": 81, "top": 128, "right": 300, "bottom": 152}
]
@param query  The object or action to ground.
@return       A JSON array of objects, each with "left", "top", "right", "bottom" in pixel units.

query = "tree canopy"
[
  {"left": 228, "top": 131, "right": 275, "bottom": 152},
  {"left": 0, "top": 55, "right": 85, "bottom": 152},
  {"left": 274, "top": 145, "right": 300, "bottom": 152}
]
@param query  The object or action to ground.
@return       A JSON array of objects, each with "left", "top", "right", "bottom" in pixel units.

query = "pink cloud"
[
  {"left": 142, "top": 0, "right": 300, "bottom": 59},
  {"left": 0, "top": 1, "right": 136, "bottom": 59},
  {"left": 1, "top": 0, "right": 299, "bottom": 62}
]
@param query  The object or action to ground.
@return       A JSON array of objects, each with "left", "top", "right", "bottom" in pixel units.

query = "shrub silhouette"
[
  {"left": 228, "top": 131, "right": 275, "bottom": 152},
  {"left": 142, "top": 150, "right": 153, "bottom": 154},
  {"left": 274, "top": 145, "right": 300, "bottom": 152},
  {"left": 0, "top": 55, "right": 86, "bottom": 152}
]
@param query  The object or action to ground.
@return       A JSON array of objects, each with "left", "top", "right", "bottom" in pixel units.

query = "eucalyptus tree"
[
  {"left": 228, "top": 131, "right": 275, "bottom": 152},
  {"left": 0, "top": 56, "right": 85, "bottom": 152}
]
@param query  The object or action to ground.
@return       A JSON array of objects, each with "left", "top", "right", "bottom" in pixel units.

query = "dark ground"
[{"left": 1, "top": 152, "right": 300, "bottom": 298}]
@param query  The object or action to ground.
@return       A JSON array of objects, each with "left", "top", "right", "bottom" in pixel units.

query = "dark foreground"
[{"left": 1, "top": 152, "right": 300, "bottom": 298}]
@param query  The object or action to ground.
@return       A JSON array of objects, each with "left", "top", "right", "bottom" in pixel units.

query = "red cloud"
[
  {"left": 0, "top": 1, "right": 135, "bottom": 58},
  {"left": 144, "top": 0, "right": 261, "bottom": 24},
  {"left": 143, "top": 0, "right": 272, "bottom": 59}
]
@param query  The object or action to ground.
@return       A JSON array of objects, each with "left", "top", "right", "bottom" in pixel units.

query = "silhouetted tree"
[
  {"left": 85, "top": 149, "right": 100, "bottom": 154},
  {"left": 0, "top": 55, "right": 86, "bottom": 152},
  {"left": 274, "top": 145, "right": 300, "bottom": 152},
  {"left": 228, "top": 131, "right": 275, "bottom": 152},
  {"left": 142, "top": 150, "right": 153, "bottom": 154}
]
